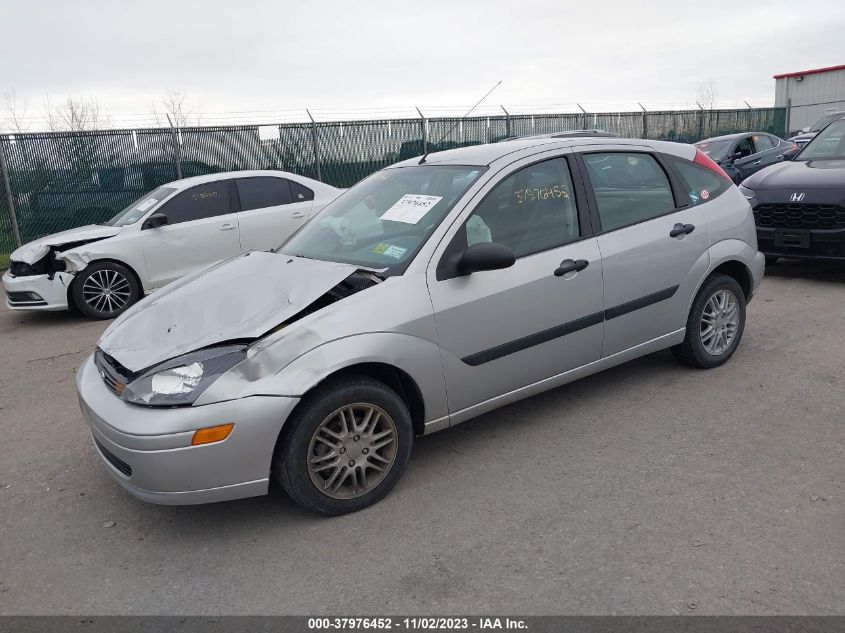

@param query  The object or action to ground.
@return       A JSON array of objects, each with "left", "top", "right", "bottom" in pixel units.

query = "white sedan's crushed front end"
[{"left": 2, "top": 268, "right": 73, "bottom": 310}]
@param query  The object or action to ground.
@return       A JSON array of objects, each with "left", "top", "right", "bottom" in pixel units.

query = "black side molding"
[{"left": 460, "top": 285, "right": 680, "bottom": 366}]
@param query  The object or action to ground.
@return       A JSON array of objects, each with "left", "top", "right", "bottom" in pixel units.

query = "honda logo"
[{"left": 790, "top": 192, "right": 806, "bottom": 202}]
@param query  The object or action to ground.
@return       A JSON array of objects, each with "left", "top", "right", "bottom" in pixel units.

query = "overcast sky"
[{"left": 1, "top": 0, "right": 843, "bottom": 128}]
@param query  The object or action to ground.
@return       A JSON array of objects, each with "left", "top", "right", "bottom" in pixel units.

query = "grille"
[
  {"left": 5, "top": 290, "right": 46, "bottom": 305},
  {"left": 753, "top": 203, "right": 845, "bottom": 229},
  {"left": 93, "top": 437, "right": 132, "bottom": 477},
  {"left": 94, "top": 349, "right": 135, "bottom": 397}
]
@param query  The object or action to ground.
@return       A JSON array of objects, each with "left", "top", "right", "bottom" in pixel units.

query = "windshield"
[
  {"left": 695, "top": 139, "right": 734, "bottom": 162},
  {"left": 280, "top": 165, "right": 485, "bottom": 273},
  {"left": 99, "top": 186, "right": 177, "bottom": 226},
  {"left": 810, "top": 113, "right": 844, "bottom": 132},
  {"left": 796, "top": 119, "right": 845, "bottom": 160}
]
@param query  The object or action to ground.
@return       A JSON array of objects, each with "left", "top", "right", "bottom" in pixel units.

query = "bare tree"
[
  {"left": 696, "top": 80, "right": 717, "bottom": 110},
  {"left": 45, "top": 94, "right": 110, "bottom": 131},
  {"left": 2, "top": 89, "right": 29, "bottom": 133},
  {"left": 150, "top": 89, "right": 201, "bottom": 127}
]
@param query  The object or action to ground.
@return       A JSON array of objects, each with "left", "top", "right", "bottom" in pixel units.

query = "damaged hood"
[
  {"left": 98, "top": 252, "right": 360, "bottom": 372},
  {"left": 10, "top": 224, "right": 122, "bottom": 264}
]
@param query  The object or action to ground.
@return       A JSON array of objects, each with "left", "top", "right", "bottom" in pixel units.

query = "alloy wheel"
[
  {"left": 307, "top": 403, "right": 398, "bottom": 499},
  {"left": 700, "top": 289, "right": 739, "bottom": 356},
  {"left": 81, "top": 269, "right": 131, "bottom": 315}
]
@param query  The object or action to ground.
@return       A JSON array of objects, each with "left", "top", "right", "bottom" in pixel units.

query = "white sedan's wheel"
[{"left": 72, "top": 262, "right": 141, "bottom": 320}]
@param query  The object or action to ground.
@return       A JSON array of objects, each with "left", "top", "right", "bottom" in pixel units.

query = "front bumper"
[
  {"left": 2, "top": 270, "right": 73, "bottom": 311},
  {"left": 76, "top": 354, "right": 300, "bottom": 505},
  {"left": 757, "top": 226, "right": 845, "bottom": 260}
]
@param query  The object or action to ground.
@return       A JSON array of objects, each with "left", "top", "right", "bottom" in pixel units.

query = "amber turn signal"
[{"left": 191, "top": 423, "right": 235, "bottom": 446}]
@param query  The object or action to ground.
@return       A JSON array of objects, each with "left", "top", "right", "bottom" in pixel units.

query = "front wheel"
[
  {"left": 274, "top": 375, "right": 414, "bottom": 516},
  {"left": 71, "top": 261, "right": 141, "bottom": 319},
  {"left": 672, "top": 274, "right": 746, "bottom": 369}
]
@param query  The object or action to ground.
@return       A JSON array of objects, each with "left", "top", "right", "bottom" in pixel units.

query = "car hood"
[
  {"left": 788, "top": 132, "right": 816, "bottom": 143},
  {"left": 98, "top": 252, "right": 360, "bottom": 372},
  {"left": 10, "top": 224, "right": 122, "bottom": 264},
  {"left": 742, "top": 159, "right": 845, "bottom": 190}
]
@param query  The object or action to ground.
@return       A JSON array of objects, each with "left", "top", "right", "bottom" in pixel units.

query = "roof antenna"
[{"left": 419, "top": 80, "right": 502, "bottom": 164}]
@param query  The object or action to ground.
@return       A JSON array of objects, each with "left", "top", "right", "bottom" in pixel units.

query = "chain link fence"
[{"left": 0, "top": 106, "right": 786, "bottom": 254}]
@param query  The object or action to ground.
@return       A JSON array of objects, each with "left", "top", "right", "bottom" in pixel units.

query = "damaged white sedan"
[{"left": 2, "top": 170, "right": 339, "bottom": 319}]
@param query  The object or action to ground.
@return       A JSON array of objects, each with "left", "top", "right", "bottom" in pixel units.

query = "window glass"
[
  {"left": 664, "top": 155, "right": 730, "bottom": 206},
  {"left": 752, "top": 135, "right": 774, "bottom": 151},
  {"left": 734, "top": 137, "right": 754, "bottom": 158},
  {"left": 797, "top": 119, "right": 845, "bottom": 160},
  {"left": 583, "top": 153, "right": 675, "bottom": 231},
  {"left": 290, "top": 181, "right": 315, "bottom": 202},
  {"left": 280, "top": 166, "right": 484, "bottom": 273},
  {"left": 459, "top": 157, "right": 579, "bottom": 258},
  {"left": 695, "top": 139, "right": 733, "bottom": 162},
  {"left": 237, "top": 177, "right": 292, "bottom": 211},
  {"left": 159, "top": 181, "right": 231, "bottom": 224}
]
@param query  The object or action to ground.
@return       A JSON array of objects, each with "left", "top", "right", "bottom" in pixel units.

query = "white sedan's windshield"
[
  {"left": 280, "top": 165, "right": 484, "bottom": 273},
  {"left": 99, "top": 186, "right": 177, "bottom": 227}
]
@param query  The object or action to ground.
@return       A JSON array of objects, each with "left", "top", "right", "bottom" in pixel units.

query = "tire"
[
  {"left": 765, "top": 255, "right": 780, "bottom": 266},
  {"left": 672, "top": 274, "right": 746, "bottom": 369},
  {"left": 71, "top": 261, "right": 142, "bottom": 320},
  {"left": 274, "top": 375, "right": 414, "bottom": 516}
]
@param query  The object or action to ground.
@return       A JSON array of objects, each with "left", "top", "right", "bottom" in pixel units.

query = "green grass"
[{"left": 0, "top": 253, "right": 9, "bottom": 272}]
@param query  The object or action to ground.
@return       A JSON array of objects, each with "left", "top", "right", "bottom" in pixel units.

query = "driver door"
[{"left": 427, "top": 154, "right": 604, "bottom": 418}]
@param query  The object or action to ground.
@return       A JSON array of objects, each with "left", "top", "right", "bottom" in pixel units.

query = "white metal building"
[{"left": 774, "top": 64, "right": 845, "bottom": 135}]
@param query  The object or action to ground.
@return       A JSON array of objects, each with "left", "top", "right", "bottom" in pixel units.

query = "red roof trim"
[{"left": 773, "top": 64, "right": 845, "bottom": 79}]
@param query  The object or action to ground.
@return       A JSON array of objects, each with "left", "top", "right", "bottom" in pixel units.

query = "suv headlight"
[
  {"left": 122, "top": 344, "right": 248, "bottom": 407},
  {"left": 738, "top": 184, "right": 756, "bottom": 201}
]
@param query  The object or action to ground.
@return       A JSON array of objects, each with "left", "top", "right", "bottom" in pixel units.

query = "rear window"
[
  {"left": 290, "top": 181, "right": 315, "bottom": 202},
  {"left": 664, "top": 154, "right": 730, "bottom": 205}
]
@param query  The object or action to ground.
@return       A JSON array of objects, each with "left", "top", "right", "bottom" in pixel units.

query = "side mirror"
[
  {"left": 143, "top": 213, "right": 168, "bottom": 229},
  {"left": 458, "top": 242, "right": 515, "bottom": 276}
]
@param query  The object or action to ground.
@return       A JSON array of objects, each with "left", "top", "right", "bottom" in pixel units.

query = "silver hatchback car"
[{"left": 77, "top": 137, "right": 764, "bottom": 515}]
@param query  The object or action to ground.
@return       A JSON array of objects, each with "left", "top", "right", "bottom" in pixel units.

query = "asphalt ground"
[{"left": 0, "top": 260, "right": 843, "bottom": 615}]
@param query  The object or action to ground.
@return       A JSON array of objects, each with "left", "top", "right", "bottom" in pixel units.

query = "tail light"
[{"left": 694, "top": 148, "right": 732, "bottom": 181}]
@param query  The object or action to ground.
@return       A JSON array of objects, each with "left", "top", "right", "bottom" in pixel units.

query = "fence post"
[
  {"left": 306, "top": 109, "right": 322, "bottom": 182},
  {"left": 0, "top": 137, "right": 22, "bottom": 249},
  {"left": 785, "top": 98, "right": 792, "bottom": 136},
  {"left": 695, "top": 101, "right": 705, "bottom": 141},
  {"left": 166, "top": 114, "right": 183, "bottom": 180},
  {"left": 577, "top": 103, "right": 587, "bottom": 130},
  {"left": 416, "top": 107, "right": 427, "bottom": 154},
  {"left": 639, "top": 103, "right": 648, "bottom": 138},
  {"left": 501, "top": 105, "right": 511, "bottom": 138}
]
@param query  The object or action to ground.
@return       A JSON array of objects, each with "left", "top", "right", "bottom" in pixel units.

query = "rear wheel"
[
  {"left": 672, "top": 274, "right": 746, "bottom": 369},
  {"left": 71, "top": 261, "right": 141, "bottom": 320},
  {"left": 274, "top": 375, "right": 413, "bottom": 516}
]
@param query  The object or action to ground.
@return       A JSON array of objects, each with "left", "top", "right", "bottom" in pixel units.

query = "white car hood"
[
  {"left": 98, "top": 252, "right": 360, "bottom": 372},
  {"left": 10, "top": 224, "right": 122, "bottom": 264}
]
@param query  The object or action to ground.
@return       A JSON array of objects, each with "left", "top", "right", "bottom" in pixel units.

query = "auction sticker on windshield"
[{"left": 380, "top": 194, "right": 442, "bottom": 224}]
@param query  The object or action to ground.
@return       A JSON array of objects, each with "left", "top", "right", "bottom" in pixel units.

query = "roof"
[
  {"left": 168, "top": 169, "right": 335, "bottom": 191},
  {"left": 773, "top": 64, "right": 845, "bottom": 79},
  {"left": 390, "top": 137, "right": 693, "bottom": 169}
]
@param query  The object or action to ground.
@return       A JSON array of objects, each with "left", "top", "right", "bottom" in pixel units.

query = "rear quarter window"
[{"left": 663, "top": 154, "right": 730, "bottom": 205}]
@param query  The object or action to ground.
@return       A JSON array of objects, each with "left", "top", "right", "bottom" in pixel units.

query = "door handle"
[
  {"left": 219, "top": 223, "right": 236, "bottom": 231},
  {"left": 291, "top": 210, "right": 306, "bottom": 218},
  {"left": 554, "top": 259, "right": 589, "bottom": 277},
  {"left": 670, "top": 223, "right": 695, "bottom": 238},
  {"left": 753, "top": 160, "right": 761, "bottom": 166}
]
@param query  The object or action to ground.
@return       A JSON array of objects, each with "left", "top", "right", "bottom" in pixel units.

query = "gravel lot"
[{"left": 0, "top": 261, "right": 843, "bottom": 615}]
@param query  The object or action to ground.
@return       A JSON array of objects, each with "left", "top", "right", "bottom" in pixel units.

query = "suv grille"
[
  {"left": 753, "top": 203, "right": 845, "bottom": 229},
  {"left": 93, "top": 437, "right": 132, "bottom": 476},
  {"left": 94, "top": 349, "right": 136, "bottom": 397}
]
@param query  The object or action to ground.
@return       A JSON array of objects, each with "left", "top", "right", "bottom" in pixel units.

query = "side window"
[
  {"left": 236, "top": 177, "right": 292, "bottom": 211},
  {"left": 458, "top": 157, "right": 579, "bottom": 259},
  {"left": 158, "top": 181, "right": 231, "bottom": 225},
  {"left": 290, "top": 181, "right": 315, "bottom": 202},
  {"left": 663, "top": 154, "right": 730, "bottom": 206},
  {"left": 735, "top": 137, "right": 754, "bottom": 158},
  {"left": 752, "top": 135, "right": 774, "bottom": 151},
  {"left": 582, "top": 152, "right": 675, "bottom": 232}
]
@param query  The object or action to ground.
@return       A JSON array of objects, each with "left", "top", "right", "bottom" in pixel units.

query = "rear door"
[
  {"left": 427, "top": 153, "right": 604, "bottom": 416},
  {"left": 577, "top": 149, "right": 711, "bottom": 357},
  {"left": 140, "top": 179, "right": 241, "bottom": 288},
  {"left": 734, "top": 135, "right": 781, "bottom": 181},
  {"left": 235, "top": 176, "right": 315, "bottom": 252}
]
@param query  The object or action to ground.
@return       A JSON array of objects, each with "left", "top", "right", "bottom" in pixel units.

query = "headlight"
[
  {"left": 738, "top": 184, "right": 756, "bottom": 201},
  {"left": 122, "top": 344, "right": 248, "bottom": 407}
]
